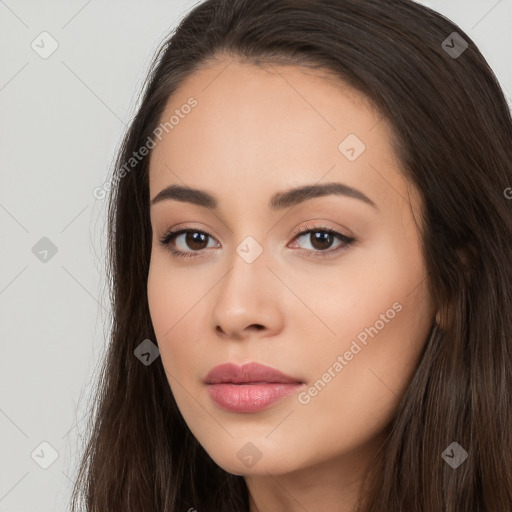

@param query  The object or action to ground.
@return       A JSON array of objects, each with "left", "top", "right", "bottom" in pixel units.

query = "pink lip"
[{"left": 204, "top": 362, "right": 305, "bottom": 413}]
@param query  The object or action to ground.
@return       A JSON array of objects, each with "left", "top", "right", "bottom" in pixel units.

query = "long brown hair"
[{"left": 70, "top": 1, "right": 512, "bottom": 510}]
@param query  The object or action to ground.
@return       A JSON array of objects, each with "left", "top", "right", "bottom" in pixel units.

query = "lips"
[
  {"left": 203, "top": 362, "right": 304, "bottom": 385},
  {"left": 204, "top": 362, "right": 305, "bottom": 413}
]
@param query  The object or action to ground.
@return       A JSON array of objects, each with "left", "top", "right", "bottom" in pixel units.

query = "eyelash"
[{"left": 158, "top": 222, "right": 356, "bottom": 260}]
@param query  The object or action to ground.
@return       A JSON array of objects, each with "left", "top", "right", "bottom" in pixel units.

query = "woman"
[{"left": 70, "top": 0, "right": 512, "bottom": 510}]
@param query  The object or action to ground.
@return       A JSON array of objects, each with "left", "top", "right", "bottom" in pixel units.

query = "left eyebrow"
[{"left": 150, "top": 182, "right": 378, "bottom": 211}]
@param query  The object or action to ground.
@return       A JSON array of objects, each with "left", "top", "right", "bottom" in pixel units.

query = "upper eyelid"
[
  {"left": 164, "top": 224, "right": 346, "bottom": 238},
  {"left": 162, "top": 224, "right": 353, "bottom": 247}
]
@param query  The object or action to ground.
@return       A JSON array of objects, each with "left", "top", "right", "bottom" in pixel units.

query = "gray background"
[{"left": 0, "top": 1, "right": 511, "bottom": 510}]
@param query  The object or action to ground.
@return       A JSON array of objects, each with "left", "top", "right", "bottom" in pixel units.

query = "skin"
[{"left": 147, "top": 57, "right": 436, "bottom": 512}]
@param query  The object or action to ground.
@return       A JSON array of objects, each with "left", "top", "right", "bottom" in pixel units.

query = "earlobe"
[
  {"left": 435, "top": 299, "right": 456, "bottom": 331},
  {"left": 434, "top": 301, "right": 449, "bottom": 331},
  {"left": 434, "top": 309, "right": 446, "bottom": 330},
  {"left": 433, "top": 246, "right": 475, "bottom": 332},
  {"left": 457, "top": 245, "right": 477, "bottom": 279}
]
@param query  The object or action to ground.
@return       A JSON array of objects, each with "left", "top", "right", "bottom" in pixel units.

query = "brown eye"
[
  {"left": 183, "top": 231, "right": 209, "bottom": 250},
  {"left": 159, "top": 228, "right": 218, "bottom": 258},
  {"left": 291, "top": 225, "right": 356, "bottom": 257},
  {"left": 308, "top": 231, "right": 336, "bottom": 251}
]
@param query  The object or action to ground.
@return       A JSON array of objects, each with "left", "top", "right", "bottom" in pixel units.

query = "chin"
[{"left": 206, "top": 445, "right": 303, "bottom": 477}]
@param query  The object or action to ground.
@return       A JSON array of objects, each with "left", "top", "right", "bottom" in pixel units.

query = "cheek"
[
  {"left": 291, "top": 236, "right": 432, "bottom": 431},
  {"left": 147, "top": 264, "right": 213, "bottom": 447},
  {"left": 147, "top": 258, "right": 182, "bottom": 366},
  {"left": 147, "top": 255, "right": 207, "bottom": 384},
  {"left": 147, "top": 249, "right": 195, "bottom": 335},
  {"left": 287, "top": 285, "right": 432, "bottom": 469},
  {"left": 147, "top": 260, "right": 169, "bottom": 336}
]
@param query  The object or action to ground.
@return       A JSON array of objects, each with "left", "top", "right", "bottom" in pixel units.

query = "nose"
[{"left": 210, "top": 243, "right": 284, "bottom": 341}]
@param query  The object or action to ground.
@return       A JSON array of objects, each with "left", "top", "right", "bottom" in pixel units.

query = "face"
[{"left": 147, "top": 58, "right": 435, "bottom": 480}]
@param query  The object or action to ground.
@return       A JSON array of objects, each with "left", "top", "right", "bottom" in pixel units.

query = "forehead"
[{"left": 148, "top": 59, "right": 419, "bottom": 216}]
